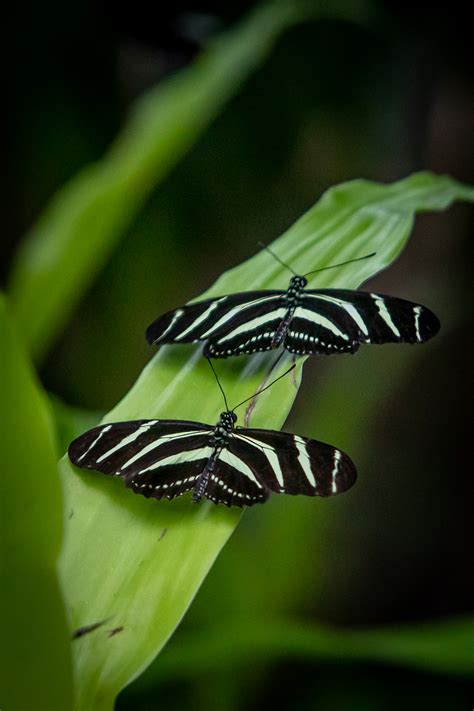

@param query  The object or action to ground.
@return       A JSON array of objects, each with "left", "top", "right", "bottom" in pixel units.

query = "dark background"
[{"left": 4, "top": 2, "right": 473, "bottom": 709}]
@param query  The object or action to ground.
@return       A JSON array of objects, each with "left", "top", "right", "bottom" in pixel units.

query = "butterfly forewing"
[
  {"left": 146, "top": 291, "right": 282, "bottom": 347},
  {"left": 290, "top": 290, "right": 441, "bottom": 354},
  {"left": 68, "top": 420, "right": 213, "bottom": 501},
  {"left": 230, "top": 429, "right": 356, "bottom": 497}
]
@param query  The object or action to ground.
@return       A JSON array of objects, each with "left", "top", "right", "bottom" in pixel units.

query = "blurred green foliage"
[
  {"left": 7, "top": 0, "right": 317, "bottom": 364},
  {"left": 143, "top": 614, "right": 474, "bottom": 680},
  {"left": 0, "top": 297, "right": 73, "bottom": 711}
]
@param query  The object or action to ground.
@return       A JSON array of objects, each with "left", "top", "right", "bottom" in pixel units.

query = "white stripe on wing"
[
  {"left": 119, "top": 430, "right": 209, "bottom": 469},
  {"left": 371, "top": 294, "right": 401, "bottom": 337},
  {"left": 293, "top": 307, "right": 349, "bottom": 340},
  {"left": 199, "top": 296, "right": 282, "bottom": 339},
  {"left": 234, "top": 433, "right": 284, "bottom": 488},
  {"left": 95, "top": 421, "right": 160, "bottom": 463},
  {"left": 215, "top": 308, "right": 287, "bottom": 343},
  {"left": 294, "top": 435, "right": 317, "bottom": 488},
  {"left": 304, "top": 293, "right": 369, "bottom": 336}
]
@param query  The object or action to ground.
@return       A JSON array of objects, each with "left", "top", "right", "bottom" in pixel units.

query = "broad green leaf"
[
  {"left": 130, "top": 325, "right": 444, "bottom": 702},
  {"left": 57, "top": 172, "right": 473, "bottom": 709},
  {"left": 199, "top": 340, "right": 434, "bottom": 627},
  {"left": 137, "top": 337, "right": 463, "bottom": 696},
  {"left": 0, "top": 296, "right": 73, "bottom": 711},
  {"left": 7, "top": 0, "right": 322, "bottom": 363},
  {"left": 142, "top": 615, "right": 474, "bottom": 681}
]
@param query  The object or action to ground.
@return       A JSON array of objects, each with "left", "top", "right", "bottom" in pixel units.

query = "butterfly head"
[
  {"left": 218, "top": 411, "right": 237, "bottom": 431},
  {"left": 289, "top": 275, "right": 308, "bottom": 290}
]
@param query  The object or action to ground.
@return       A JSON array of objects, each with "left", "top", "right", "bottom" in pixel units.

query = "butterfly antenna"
[
  {"left": 206, "top": 358, "right": 230, "bottom": 412},
  {"left": 232, "top": 364, "right": 296, "bottom": 412},
  {"left": 303, "top": 252, "right": 376, "bottom": 278},
  {"left": 258, "top": 241, "right": 297, "bottom": 276}
]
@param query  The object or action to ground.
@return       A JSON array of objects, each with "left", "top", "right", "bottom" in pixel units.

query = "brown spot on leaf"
[
  {"left": 72, "top": 619, "right": 108, "bottom": 639},
  {"left": 108, "top": 626, "right": 124, "bottom": 638}
]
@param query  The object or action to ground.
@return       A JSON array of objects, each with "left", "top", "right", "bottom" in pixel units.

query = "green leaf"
[
  {"left": 7, "top": 0, "right": 313, "bottom": 363},
  {"left": 57, "top": 172, "right": 473, "bottom": 709},
  {"left": 0, "top": 296, "right": 74, "bottom": 711},
  {"left": 142, "top": 615, "right": 474, "bottom": 681}
]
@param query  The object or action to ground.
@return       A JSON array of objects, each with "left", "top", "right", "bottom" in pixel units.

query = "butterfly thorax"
[
  {"left": 285, "top": 275, "right": 308, "bottom": 304},
  {"left": 208, "top": 411, "right": 237, "bottom": 447}
]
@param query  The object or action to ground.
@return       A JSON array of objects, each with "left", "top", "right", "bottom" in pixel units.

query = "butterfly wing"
[
  {"left": 68, "top": 420, "right": 213, "bottom": 500},
  {"left": 202, "top": 295, "right": 289, "bottom": 357},
  {"left": 211, "top": 428, "right": 357, "bottom": 501},
  {"left": 68, "top": 421, "right": 356, "bottom": 507},
  {"left": 202, "top": 446, "right": 271, "bottom": 507},
  {"left": 146, "top": 291, "right": 283, "bottom": 349},
  {"left": 284, "top": 289, "right": 440, "bottom": 355}
]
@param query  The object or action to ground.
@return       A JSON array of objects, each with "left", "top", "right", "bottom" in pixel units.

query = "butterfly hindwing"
[
  {"left": 126, "top": 448, "right": 214, "bottom": 500},
  {"left": 285, "top": 304, "right": 357, "bottom": 356},
  {"left": 68, "top": 420, "right": 212, "bottom": 501},
  {"left": 201, "top": 293, "right": 290, "bottom": 357},
  {"left": 204, "top": 447, "right": 270, "bottom": 507}
]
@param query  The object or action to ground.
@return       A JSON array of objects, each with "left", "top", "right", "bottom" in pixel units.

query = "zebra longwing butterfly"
[
  {"left": 146, "top": 252, "right": 440, "bottom": 358},
  {"left": 68, "top": 412, "right": 356, "bottom": 508}
]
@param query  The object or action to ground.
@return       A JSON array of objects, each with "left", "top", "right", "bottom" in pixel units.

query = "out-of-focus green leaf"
[
  {"left": 57, "top": 173, "right": 473, "bottom": 710},
  {"left": 0, "top": 296, "right": 73, "bottom": 711},
  {"left": 140, "top": 615, "right": 474, "bottom": 681},
  {"left": 7, "top": 0, "right": 324, "bottom": 364}
]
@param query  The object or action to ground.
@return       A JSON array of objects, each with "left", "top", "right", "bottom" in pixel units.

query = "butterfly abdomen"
[
  {"left": 192, "top": 452, "right": 220, "bottom": 502},
  {"left": 271, "top": 311, "right": 292, "bottom": 347}
]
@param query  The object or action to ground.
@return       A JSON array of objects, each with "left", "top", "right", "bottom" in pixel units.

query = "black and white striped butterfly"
[
  {"left": 68, "top": 393, "right": 356, "bottom": 508},
  {"left": 146, "top": 251, "right": 440, "bottom": 358}
]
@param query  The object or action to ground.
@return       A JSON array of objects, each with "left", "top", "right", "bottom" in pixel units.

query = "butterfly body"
[
  {"left": 146, "top": 274, "right": 439, "bottom": 359},
  {"left": 269, "top": 274, "right": 307, "bottom": 348},
  {"left": 68, "top": 410, "right": 356, "bottom": 508},
  {"left": 192, "top": 410, "right": 236, "bottom": 502}
]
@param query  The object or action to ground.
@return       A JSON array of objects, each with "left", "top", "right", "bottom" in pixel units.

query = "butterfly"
[
  {"left": 146, "top": 251, "right": 440, "bottom": 358},
  {"left": 68, "top": 410, "right": 356, "bottom": 508}
]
